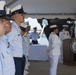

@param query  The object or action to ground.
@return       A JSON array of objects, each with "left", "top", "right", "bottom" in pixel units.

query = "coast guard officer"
[
  {"left": 0, "top": 1, "right": 6, "bottom": 74},
  {"left": 20, "top": 23, "right": 28, "bottom": 75},
  {"left": 48, "top": 25, "right": 61, "bottom": 75},
  {"left": 23, "top": 23, "right": 31, "bottom": 70},
  {"left": 59, "top": 25, "right": 71, "bottom": 63},
  {"left": 30, "top": 27, "right": 40, "bottom": 44},
  {"left": 20, "top": 23, "right": 31, "bottom": 74},
  {"left": 59, "top": 25, "right": 71, "bottom": 40},
  {"left": 6, "top": 4, "right": 26, "bottom": 75},
  {"left": 0, "top": 1, "right": 15, "bottom": 75}
]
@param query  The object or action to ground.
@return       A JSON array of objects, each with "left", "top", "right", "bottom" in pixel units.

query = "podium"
[{"left": 63, "top": 38, "right": 76, "bottom": 65}]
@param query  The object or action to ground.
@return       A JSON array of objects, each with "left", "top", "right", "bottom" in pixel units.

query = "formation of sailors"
[
  {"left": 0, "top": 1, "right": 30, "bottom": 75},
  {"left": 0, "top": 1, "right": 72, "bottom": 75}
]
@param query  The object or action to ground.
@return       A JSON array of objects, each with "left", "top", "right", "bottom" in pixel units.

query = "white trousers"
[
  {"left": 25, "top": 56, "right": 29, "bottom": 64},
  {"left": 49, "top": 55, "right": 59, "bottom": 75},
  {"left": 59, "top": 42, "right": 63, "bottom": 63}
]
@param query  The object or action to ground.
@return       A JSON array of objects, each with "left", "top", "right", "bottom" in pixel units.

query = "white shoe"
[
  {"left": 26, "top": 71, "right": 29, "bottom": 74},
  {"left": 25, "top": 65, "right": 29, "bottom": 70},
  {"left": 28, "top": 62, "right": 30, "bottom": 64},
  {"left": 27, "top": 62, "right": 30, "bottom": 66},
  {"left": 27, "top": 63, "right": 30, "bottom": 66},
  {"left": 60, "top": 60, "right": 63, "bottom": 63}
]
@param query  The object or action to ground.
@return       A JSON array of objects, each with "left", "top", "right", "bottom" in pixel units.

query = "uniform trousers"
[
  {"left": 49, "top": 55, "right": 59, "bottom": 75},
  {"left": 59, "top": 42, "right": 63, "bottom": 63},
  {"left": 32, "top": 40, "right": 38, "bottom": 44},
  {"left": 14, "top": 57, "right": 22, "bottom": 75},
  {"left": 26, "top": 56, "right": 29, "bottom": 64},
  {"left": 22, "top": 55, "right": 26, "bottom": 75}
]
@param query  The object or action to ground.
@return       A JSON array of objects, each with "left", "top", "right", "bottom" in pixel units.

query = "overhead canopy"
[{"left": 4, "top": 0, "right": 76, "bottom": 15}]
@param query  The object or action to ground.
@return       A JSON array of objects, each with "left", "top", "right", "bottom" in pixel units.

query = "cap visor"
[
  {"left": 5, "top": 16, "right": 14, "bottom": 20},
  {"left": 23, "top": 12, "right": 27, "bottom": 14}
]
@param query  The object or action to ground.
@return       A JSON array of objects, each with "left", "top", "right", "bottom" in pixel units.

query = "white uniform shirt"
[
  {"left": 48, "top": 32, "right": 61, "bottom": 55},
  {"left": 30, "top": 32, "right": 40, "bottom": 40},
  {"left": 0, "top": 52, "right": 2, "bottom": 75},
  {"left": 0, "top": 35, "right": 15, "bottom": 75},
  {"left": 22, "top": 37, "right": 26, "bottom": 56},
  {"left": 59, "top": 29, "right": 71, "bottom": 40},
  {"left": 6, "top": 21, "right": 23, "bottom": 57}
]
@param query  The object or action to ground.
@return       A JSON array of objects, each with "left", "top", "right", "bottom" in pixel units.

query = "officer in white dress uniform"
[
  {"left": 59, "top": 25, "right": 71, "bottom": 40},
  {"left": 23, "top": 25, "right": 31, "bottom": 70},
  {"left": 20, "top": 22, "right": 30, "bottom": 74},
  {"left": 20, "top": 24, "right": 27, "bottom": 75},
  {"left": 59, "top": 25, "right": 71, "bottom": 63},
  {"left": 48, "top": 25, "right": 61, "bottom": 75},
  {"left": 20, "top": 23, "right": 31, "bottom": 75},
  {"left": 6, "top": 4, "right": 26, "bottom": 75},
  {"left": 0, "top": 1, "right": 15, "bottom": 75},
  {"left": 20, "top": 23, "right": 30, "bottom": 75}
]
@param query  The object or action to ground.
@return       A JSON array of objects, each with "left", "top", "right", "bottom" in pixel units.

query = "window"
[{"left": 25, "top": 17, "right": 49, "bottom": 46}]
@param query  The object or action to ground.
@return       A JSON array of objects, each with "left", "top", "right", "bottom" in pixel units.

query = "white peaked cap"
[
  {"left": 50, "top": 25, "right": 57, "bottom": 28},
  {"left": 21, "top": 22, "right": 28, "bottom": 28},
  {"left": 11, "top": 4, "right": 22, "bottom": 12},
  {"left": 11, "top": 4, "right": 26, "bottom": 15},
  {"left": 62, "top": 25, "right": 69, "bottom": 27},
  {"left": 0, "top": 1, "right": 6, "bottom": 10}
]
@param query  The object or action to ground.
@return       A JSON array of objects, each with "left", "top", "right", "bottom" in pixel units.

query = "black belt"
[{"left": 14, "top": 57, "right": 22, "bottom": 59}]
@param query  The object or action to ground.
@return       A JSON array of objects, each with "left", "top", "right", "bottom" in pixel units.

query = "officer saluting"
[
  {"left": 6, "top": 4, "right": 26, "bottom": 75},
  {"left": 0, "top": 1, "right": 15, "bottom": 75},
  {"left": 0, "top": 1, "right": 6, "bottom": 74}
]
